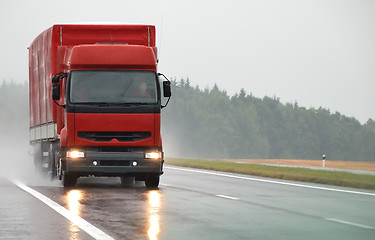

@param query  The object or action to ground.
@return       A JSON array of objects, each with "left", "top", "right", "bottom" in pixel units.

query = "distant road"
[
  {"left": 1, "top": 165, "right": 375, "bottom": 239},
  {"left": 240, "top": 162, "right": 375, "bottom": 175},
  {"left": 225, "top": 158, "right": 375, "bottom": 175}
]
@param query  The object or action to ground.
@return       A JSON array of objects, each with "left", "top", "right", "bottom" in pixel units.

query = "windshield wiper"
[
  {"left": 88, "top": 102, "right": 151, "bottom": 107},
  {"left": 125, "top": 102, "right": 150, "bottom": 105}
]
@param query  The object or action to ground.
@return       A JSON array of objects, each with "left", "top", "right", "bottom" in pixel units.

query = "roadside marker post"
[{"left": 322, "top": 154, "right": 326, "bottom": 168}]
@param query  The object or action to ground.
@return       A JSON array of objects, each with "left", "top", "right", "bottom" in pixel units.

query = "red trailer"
[{"left": 29, "top": 24, "right": 171, "bottom": 187}]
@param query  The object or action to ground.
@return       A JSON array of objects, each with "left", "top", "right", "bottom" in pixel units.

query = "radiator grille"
[{"left": 78, "top": 132, "right": 151, "bottom": 142}]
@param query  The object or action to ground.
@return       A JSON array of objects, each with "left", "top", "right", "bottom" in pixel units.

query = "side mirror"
[
  {"left": 158, "top": 73, "right": 172, "bottom": 109},
  {"left": 163, "top": 81, "right": 171, "bottom": 97},
  {"left": 52, "top": 84, "right": 61, "bottom": 100},
  {"left": 52, "top": 72, "right": 67, "bottom": 83},
  {"left": 52, "top": 75, "right": 60, "bottom": 84}
]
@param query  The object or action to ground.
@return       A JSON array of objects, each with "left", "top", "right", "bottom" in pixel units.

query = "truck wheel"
[
  {"left": 120, "top": 176, "right": 135, "bottom": 187},
  {"left": 57, "top": 159, "right": 63, "bottom": 180},
  {"left": 145, "top": 174, "right": 159, "bottom": 188},
  {"left": 33, "top": 144, "right": 42, "bottom": 172},
  {"left": 48, "top": 147, "right": 57, "bottom": 180},
  {"left": 62, "top": 173, "right": 77, "bottom": 187}
]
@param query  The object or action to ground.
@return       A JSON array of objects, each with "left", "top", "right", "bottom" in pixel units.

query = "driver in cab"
[{"left": 130, "top": 82, "right": 151, "bottom": 99}]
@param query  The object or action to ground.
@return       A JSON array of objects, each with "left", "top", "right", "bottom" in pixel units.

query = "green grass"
[{"left": 165, "top": 158, "right": 375, "bottom": 190}]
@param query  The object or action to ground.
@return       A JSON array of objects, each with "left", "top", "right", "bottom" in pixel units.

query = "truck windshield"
[{"left": 70, "top": 70, "right": 158, "bottom": 104}]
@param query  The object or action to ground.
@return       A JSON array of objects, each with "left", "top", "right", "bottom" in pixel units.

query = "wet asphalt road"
[{"left": 1, "top": 165, "right": 375, "bottom": 240}]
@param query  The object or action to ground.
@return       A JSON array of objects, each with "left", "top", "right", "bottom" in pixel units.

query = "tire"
[
  {"left": 62, "top": 172, "right": 77, "bottom": 187},
  {"left": 33, "top": 144, "right": 42, "bottom": 172},
  {"left": 145, "top": 174, "right": 160, "bottom": 188},
  {"left": 48, "top": 147, "right": 57, "bottom": 180},
  {"left": 120, "top": 176, "right": 135, "bottom": 187},
  {"left": 57, "top": 159, "right": 63, "bottom": 180}
]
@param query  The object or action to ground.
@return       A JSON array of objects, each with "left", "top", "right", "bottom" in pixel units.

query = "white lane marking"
[
  {"left": 216, "top": 194, "right": 239, "bottom": 200},
  {"left": 161, "top": 183, "right": 239, "bottom": 200},
  {"left": 165, "top": 166, "right": 375, "bottom": 197},
  {"left": 160, "top": 183, "right": 172, "bottom": 187},
  {"left": 325, "top": 218, "right": 375, "bottom": 229},
  {"left": 15, "top": 182, "right": 115, "bottom": 240}
]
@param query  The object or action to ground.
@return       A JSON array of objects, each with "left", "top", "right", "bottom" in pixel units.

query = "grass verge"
[{"left": 165, "top": 158, "right": 375, "bottom": 190}]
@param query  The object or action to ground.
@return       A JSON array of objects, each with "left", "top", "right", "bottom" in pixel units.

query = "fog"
[
  {"left": 1, "top": 0, "right": 375, "bottom": 171},
  {"left": 1, "top": 0, "right": 374, "bottom": 123},
  {"left": 0, "top": 82, "right": 59, "bottom": 186}
]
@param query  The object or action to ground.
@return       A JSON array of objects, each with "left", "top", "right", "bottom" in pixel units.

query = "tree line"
[
  {"left": 0, "top": 81, "right": 28, "bottom": 141},
  {"left": 162, "top": 78, "right": 375, "bottom": 161},
  {"left": 1, "top": 80, "right": 374, "bottom": 161}
]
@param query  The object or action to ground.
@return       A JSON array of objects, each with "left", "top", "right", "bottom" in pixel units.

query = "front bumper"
[{"left": 63, "top": 148, "right": 164, "bottom": 177}]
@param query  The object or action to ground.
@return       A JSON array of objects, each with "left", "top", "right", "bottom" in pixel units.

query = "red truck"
[{"left": 29, "top": 24, "right": 171, "bottom": 187}]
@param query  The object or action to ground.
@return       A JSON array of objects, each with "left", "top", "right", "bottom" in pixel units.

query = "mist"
[
  {"left": 0, "top": 81, "right": 58, "bottom": 186},
  {"left": 1, "top": 79, "right": 374, "bottom": 180},
  {"left": 161, "top": 80, "right": 375, "bottom": 161},
  {"left": 1, "top": 0, "right": 374, "bottom": 123}
]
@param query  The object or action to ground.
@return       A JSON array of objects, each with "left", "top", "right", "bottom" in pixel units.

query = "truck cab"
[{"left": 29, "top": 25, "right": 171, "bottom": 187}]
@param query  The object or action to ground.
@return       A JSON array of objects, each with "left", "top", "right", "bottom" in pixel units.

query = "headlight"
[
  {"left": 145, "top": 151, "right": 162, "bottom": 159},
  {"left": 66, "top": 150, "right": 85, "bottom": 159}
]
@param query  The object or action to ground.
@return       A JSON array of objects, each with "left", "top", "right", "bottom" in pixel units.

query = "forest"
[
  {"left": 0, "top": 80, "right": 374, "bottom": 161},
  {"left": 161, "top": 79, "right": 375, "bottom": 161},
  {"left": 0, "top": 81, "right": 28, "bottom": 142}
]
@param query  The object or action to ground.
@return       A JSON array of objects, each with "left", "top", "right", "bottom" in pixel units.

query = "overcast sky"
[{"left": 1, "top": 0, "right": 374, "bottom": 123}]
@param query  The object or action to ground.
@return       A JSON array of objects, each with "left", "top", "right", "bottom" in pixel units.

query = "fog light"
[
  {"left": 93, "top": 161, "right": 98, "bottom": 166},
  {"left": 132, "top": 161, "right": 138, "bottom": 166},
  {"left": 145, "top": 152, "right": 162, "bottom": 159},
  {"left": 67, "top": 150, "right": 85, "bottom": 158}
]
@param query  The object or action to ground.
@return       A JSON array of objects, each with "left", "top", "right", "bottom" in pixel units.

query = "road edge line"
[
  {"left": 165, "top": 166, "right": 375, "bottom": 197},
  {"left": 14, "top": 182, "right": 115, "bottom": 240},
  {"left": 325, "top": 218, "right": 375, "bottom": 229},
  {"left": 216, "top": 194, "right": 239, "bottom": 200}
]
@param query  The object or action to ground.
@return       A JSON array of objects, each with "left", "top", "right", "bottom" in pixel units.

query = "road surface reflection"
[
  {"left": 66, "top": 190, "right": 83, "bottom": 240},
  {"left": 67, "top": 190, "right": 82, "bottom": 215},
  {"left": 148, "top": 190, "right": 161, "bottom": 240},
  {"left": 61, "top": 179, "right": 163, "bottom": 240}
]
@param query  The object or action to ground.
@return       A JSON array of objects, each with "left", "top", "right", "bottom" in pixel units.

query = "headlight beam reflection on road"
[
  {"left": 67, "top": 190, "right": 82, "bottom": 216},
  {"left": 67, "top": 190, "right": 83, "bottom": 240},
  {"left": 147, "top": 190, "right": 160, "bottom": 240}
]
